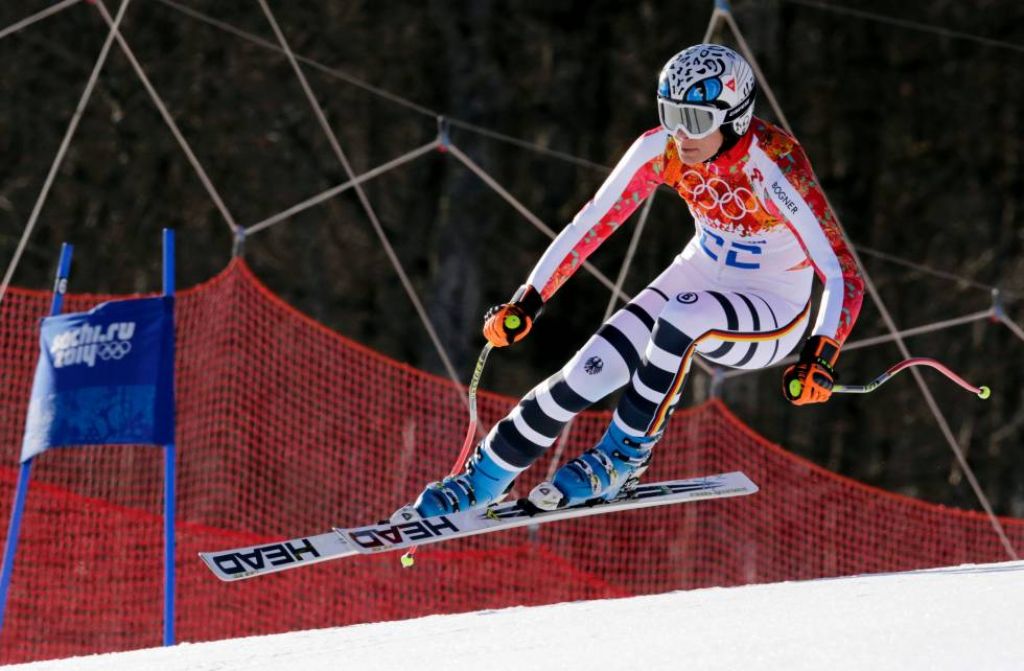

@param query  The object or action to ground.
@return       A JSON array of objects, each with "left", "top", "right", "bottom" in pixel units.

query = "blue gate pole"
[
  {"left": 0, "top": 243, "right": 73, "bottom": 635},
  {"left": 162, "top": 229, "right": 176, "bottom": 646}
]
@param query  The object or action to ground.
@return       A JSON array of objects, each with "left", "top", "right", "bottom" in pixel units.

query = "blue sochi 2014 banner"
[{"left": 20, "top": 296, "right": 175, "bottom": 462}]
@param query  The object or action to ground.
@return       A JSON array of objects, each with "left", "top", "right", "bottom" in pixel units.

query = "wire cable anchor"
[{"left": 436, "top": 115, "right": 451, "bottom": 153}]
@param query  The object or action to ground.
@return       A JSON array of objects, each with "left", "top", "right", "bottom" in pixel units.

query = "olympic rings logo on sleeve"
[{"left": 680, "top": 169, "right": 758, "bottom": 221}]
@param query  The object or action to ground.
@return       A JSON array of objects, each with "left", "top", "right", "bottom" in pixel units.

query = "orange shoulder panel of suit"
[
  {"left": 538, "top": 130, "right": 666, "bottom": 301},
  {"left": 754, "top": 117, "right": 864, "bottom": 344}
]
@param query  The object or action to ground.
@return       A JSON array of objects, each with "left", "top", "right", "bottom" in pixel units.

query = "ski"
[{"left": 199, "top": 471, "right": 757, "bottom": 582}]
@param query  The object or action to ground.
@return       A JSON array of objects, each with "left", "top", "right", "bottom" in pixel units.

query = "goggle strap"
[{"left": 723, "top": 84, "right": 757, "bottom": 122}]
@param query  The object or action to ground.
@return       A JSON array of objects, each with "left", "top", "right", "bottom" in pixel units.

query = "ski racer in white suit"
[{"left": 402, "top": 44, "right": 864, "bottom": 518}]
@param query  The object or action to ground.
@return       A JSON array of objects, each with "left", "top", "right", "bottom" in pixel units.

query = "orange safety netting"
[{"left": 0, "top": 260, "right": 1020, "bottom": 664}]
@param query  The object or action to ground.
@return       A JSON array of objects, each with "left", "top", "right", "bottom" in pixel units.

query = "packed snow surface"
[{"left": 12, "top": 561, "right": 1024, "bottom": 671}]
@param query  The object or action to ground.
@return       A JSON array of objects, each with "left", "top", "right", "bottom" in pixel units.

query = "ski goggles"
[{"left": 657, "top": 99, "right": 727, "bottom": 139}]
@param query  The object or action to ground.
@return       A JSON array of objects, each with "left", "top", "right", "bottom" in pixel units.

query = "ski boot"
[
  {"left": 392, "top": 443, "right": 519, "bottom": 522},
  {"left": 529, "top": 423, "right": 655, "bottom": 510}
]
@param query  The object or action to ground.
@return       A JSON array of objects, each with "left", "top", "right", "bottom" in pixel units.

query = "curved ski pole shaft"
[
  {"left": 833, "top": 357, "right": 990, "bottom": 399},
  {"left": 446, "top": 342, "right": 494, "bottom": 475},
  {"left": 402, "top": 343, "right": 493, "bottom": 568}
]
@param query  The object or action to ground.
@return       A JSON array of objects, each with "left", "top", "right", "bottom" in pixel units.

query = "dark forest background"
[{"left": 2, "top": 1, "right": 1022, "bottom": 516}]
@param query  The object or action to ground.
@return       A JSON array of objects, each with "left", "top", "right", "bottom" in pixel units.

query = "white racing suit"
[{"left": 482, "top": 117, "right": 864, "bottom": 472}]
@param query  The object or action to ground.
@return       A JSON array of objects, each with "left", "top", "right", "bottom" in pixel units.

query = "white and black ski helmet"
[{"left": 657, "top": 44, "right": 756, "bottom": 137}]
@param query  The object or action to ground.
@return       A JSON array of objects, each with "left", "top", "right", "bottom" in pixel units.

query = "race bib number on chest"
[{"left": 699, "top": 229, "right": 764, "bottom": 270}]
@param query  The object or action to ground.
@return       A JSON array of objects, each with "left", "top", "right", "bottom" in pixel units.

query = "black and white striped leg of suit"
[{"left": 480, "top": 254, "right": 813, "bottom": 476}]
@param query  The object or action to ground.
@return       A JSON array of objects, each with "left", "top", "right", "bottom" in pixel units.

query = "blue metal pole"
[
  {"left": 0, "top": 243, "right": 73, "bottom": 635},
  {"left": 162, "top": 229, "right": 176, "bottom": 647}
]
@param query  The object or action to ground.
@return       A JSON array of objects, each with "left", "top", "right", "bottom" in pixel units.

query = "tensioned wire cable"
[
  {"left": 719, "top": 308, "right": 999, "bottom": 379},
  {"left": 5, "top": 0, "right": 1014, "bottom": 393},
  {"left": 245, "top": 140, "right": 442, "bottom": 236},
  {"left": 3, "top": 1, "right": 1020, "bottom": 536},
  {"left": 445, "top": 145, "right": 632, "bottom": 306},
  {"left": 7, "top": 0, "right": 1024, "bottom": 561},
  {"left": 93, "top": 0, "right": 238, "bottom": 236},
  {"left": 1, "top": 0, "right": 974, "bottom": 314},
  {"left": 705, "top": 6, "right": 1020, "bottom": 559},
  {"left": 1000, "top": 311, "right": 1024, "bottom": 343},
  {"left": 152, "top": 0, "right": 613, "bottom": 175},
  {"left": 0, "top": 0, "right": 133, "bottom": 310},
  {"left": 6, "top": 0, "right": 1023, "bottom": 252},
  {"left": 4, "top": 0, "right": 1020, "bottom": 523},
  {"left": 0, "top": 0, "right": 82, "bottom": 42},
  {"left": 856, "top": 245, "right": 1021, "bottom": 300},
  {"left": 146, "top": 0, "right": 1022, "bottom": 306},
  {"left": 3, "top": 0, "right": 1015, "bottom": 354},
  {"left": 780, "top": 0, "right": 1024, "bottom": 56},
  {"left": 445, "top": 144, "right": 716, "bottom": 379},
  {"left": 0, "top": 0, "right": 713, "bottom": 388},
  {"left": 255, "top": 0, "right": 468, "bottom": 404}
]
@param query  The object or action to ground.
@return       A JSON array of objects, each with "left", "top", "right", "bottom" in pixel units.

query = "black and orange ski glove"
[
  {"left": 482, "top": 285, "right": 544, "bottom": 347},
  {"left": 783, "top": 335, "right": 841, "bottom": 406}
]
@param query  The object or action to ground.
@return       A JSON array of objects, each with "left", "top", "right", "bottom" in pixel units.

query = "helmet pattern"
[{"left": 658, "top": 44, "right": 756, "bottom": 136}]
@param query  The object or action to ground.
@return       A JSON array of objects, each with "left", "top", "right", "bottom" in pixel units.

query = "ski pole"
[
  {"left": 832, "top": 357, "right": 990, "bottom": 399},
  {"left": 401, "top": 342, "right": 494, "bottom": 568}
]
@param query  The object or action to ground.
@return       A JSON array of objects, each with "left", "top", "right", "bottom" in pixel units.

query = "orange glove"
[
  {"left": 782, "top": 335, "right": 841, "bottom": 406},
  {"left": 482, "top": 285, "right": 543, "bottom": 347}
]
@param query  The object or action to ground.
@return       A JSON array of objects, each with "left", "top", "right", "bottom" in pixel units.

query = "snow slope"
[{"left": 12, "top": 561, "right": 1024, "bottom": 671}]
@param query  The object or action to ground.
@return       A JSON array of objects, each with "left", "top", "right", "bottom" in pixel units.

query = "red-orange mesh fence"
[{"left": 0, "top": 260, "right": 1020, "bottom": 663}]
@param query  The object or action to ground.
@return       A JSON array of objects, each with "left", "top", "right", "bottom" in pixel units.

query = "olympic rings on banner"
[{"left": 97, "top": 341, "right": 132, "bottom": 360}]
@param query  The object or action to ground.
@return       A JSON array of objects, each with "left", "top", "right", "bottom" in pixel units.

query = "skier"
[{"left": 401, "top": 43, "right": 864, "bottom": 518}]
